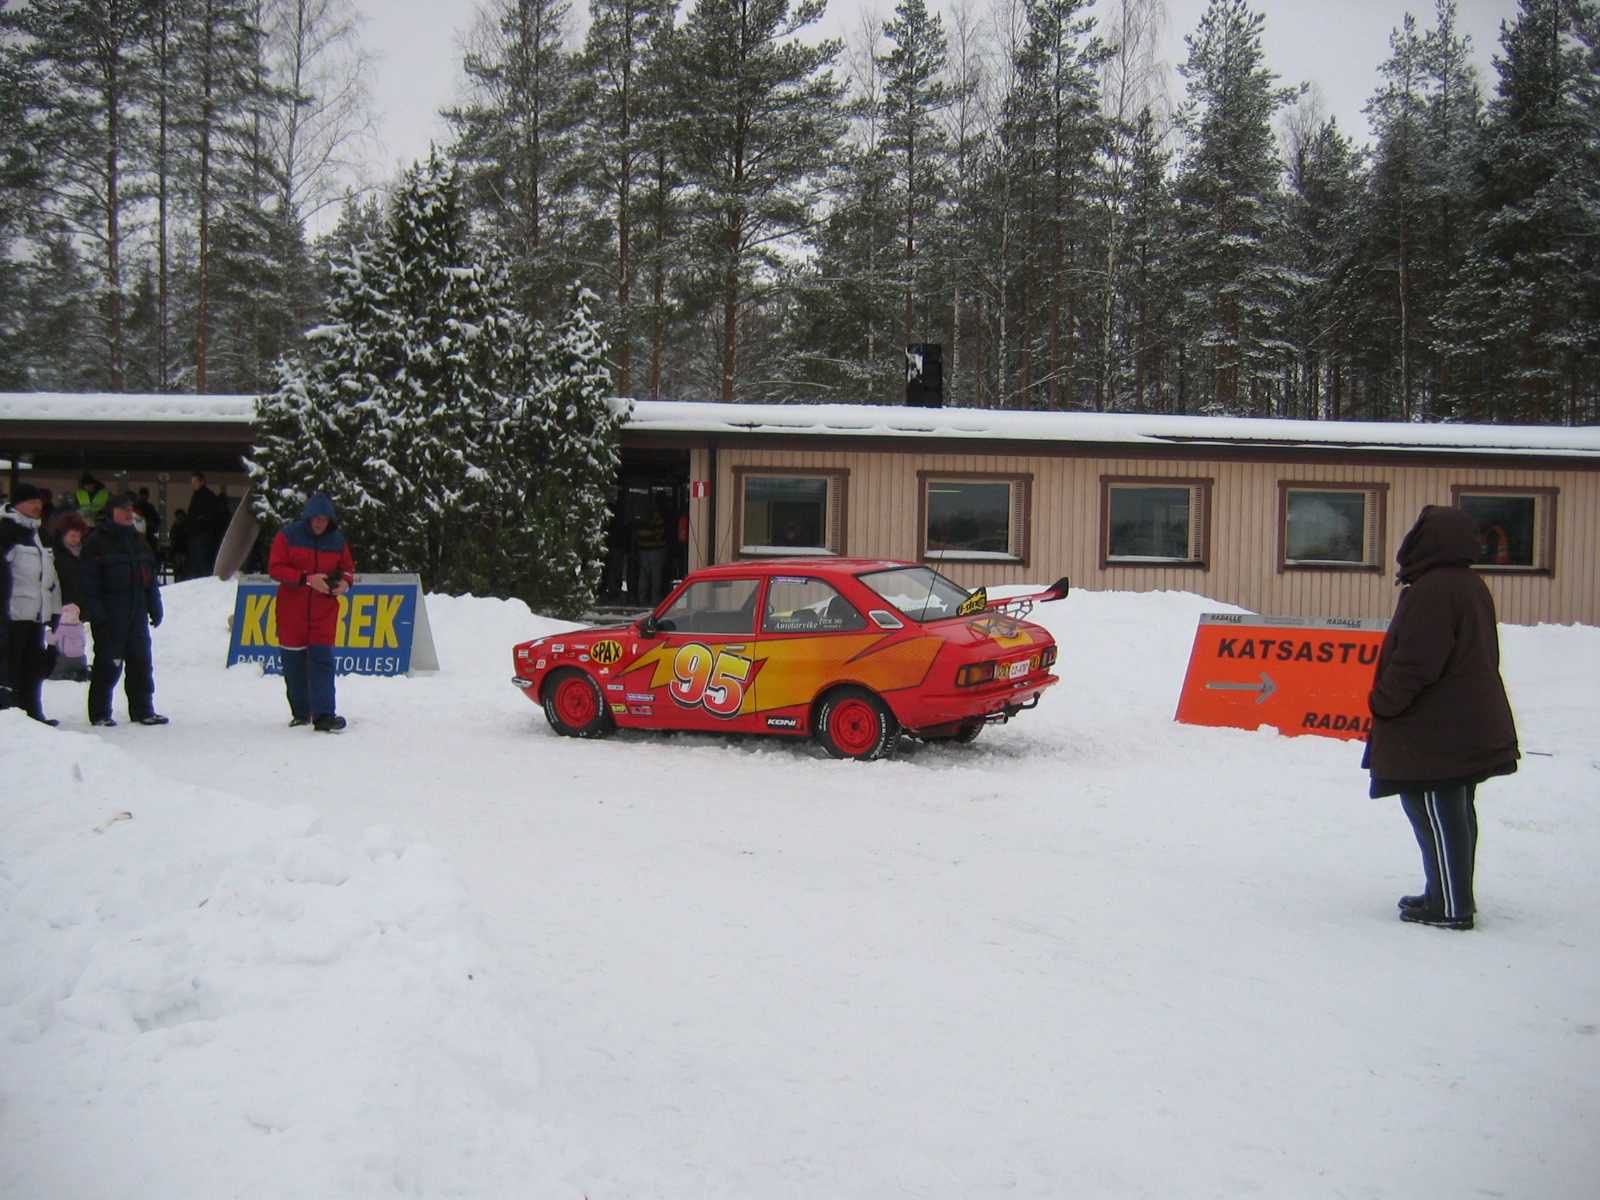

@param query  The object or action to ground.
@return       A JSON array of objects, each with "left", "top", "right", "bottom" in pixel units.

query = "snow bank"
[{"left": 0, "top": 715, "right": 579, "bottom": 1199}]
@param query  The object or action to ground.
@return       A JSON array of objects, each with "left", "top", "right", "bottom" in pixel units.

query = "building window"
[
  {"left": 1452, "top": 487, "right": 1557, "bottom": 573},
  {"left": 1102, "top": 477, "right": 1211, "bottom": 566},
  {"left": 919, "top": 473, "right": 1029, "bottom": 563},
  {"left": 1280, "top": 483, "right": 1386, "bottom": 570},
  {"left": 736, "top": 469, "right": 846, "bottom": 556}
]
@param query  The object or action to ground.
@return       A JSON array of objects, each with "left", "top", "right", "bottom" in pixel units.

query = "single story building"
[{"left": 5, "top": 392, "right": 1597, "bottom": 626}]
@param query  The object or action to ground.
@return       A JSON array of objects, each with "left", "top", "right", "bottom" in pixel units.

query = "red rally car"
[{"left": 511, "top": 559, "right": 1067, "bottom": 760}]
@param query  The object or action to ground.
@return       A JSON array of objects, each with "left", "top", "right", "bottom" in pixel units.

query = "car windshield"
[{"left": 857, "top": 565, "right": 972, "bottom": 623}]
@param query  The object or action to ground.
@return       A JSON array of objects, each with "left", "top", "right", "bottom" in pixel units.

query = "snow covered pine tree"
[{"left": 250, "top": 152, "right": 622, "bottom": 613}]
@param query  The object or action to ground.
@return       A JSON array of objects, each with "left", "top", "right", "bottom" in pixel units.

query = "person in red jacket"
[{"left": 268, "top": 492, "right": 356, "bottom": 731}]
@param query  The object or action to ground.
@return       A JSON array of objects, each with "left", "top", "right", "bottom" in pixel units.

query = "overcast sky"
[{"left": 356, "top": 0, "right": 1522, "bottom": 180}]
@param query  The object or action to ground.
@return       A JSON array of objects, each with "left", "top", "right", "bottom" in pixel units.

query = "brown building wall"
[{"left": 687, "top": 441, "right": 1600, "bottom": 627}]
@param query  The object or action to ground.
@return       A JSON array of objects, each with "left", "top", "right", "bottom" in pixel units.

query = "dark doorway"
[{"left": 599, "top": 449, "right": 689, "bottom": 611}]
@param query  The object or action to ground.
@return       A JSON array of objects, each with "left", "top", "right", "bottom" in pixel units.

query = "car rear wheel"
[
  {"left": 815, "top": 686, "right": 900, "bottom": 761},
  {"left": 542, "top": 667, "right": 616, "bottom": 739}
]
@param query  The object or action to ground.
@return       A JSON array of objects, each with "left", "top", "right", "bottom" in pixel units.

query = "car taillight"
[
  {"left": 956, "top": 661, "right": 997, "bottom": 687},
  {"left": 1040, "top": 645, "right": 1057, "bottom": 670}
]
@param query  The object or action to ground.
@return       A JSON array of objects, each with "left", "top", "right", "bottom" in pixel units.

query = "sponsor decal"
[
  {"left": 610, "top": 703, "right": 628, "bottom": 714},
  {"left": 535, "top": 658, "right": 547, "bottom": 670},
  {"left": 591, "top": 638, "right": 625, "bottom": 666},
  {"left": 606, "top": 683, "right": 624, "bottom": 691},
  {"left": 551, "top": 643, "right": 565, "bottom": 653},
  {"left": 628, "top": 705, "right": 653, "bottom": 716},
  {"left": 958, "top": 588, "right": 989, "bottom": 616},
  {"left": 625, "top": 692, "right": 655, "bottom": 702},
  {"left": 765, "top": 716, "right": 801, "bottom": 730}
]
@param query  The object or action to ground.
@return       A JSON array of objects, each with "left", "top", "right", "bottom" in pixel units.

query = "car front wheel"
[
  {"left": 542, "top": 667, "right": 616, "bottom": 739},
  {"left": 815, "top": 686, "right": 900, "bottom": 761}
]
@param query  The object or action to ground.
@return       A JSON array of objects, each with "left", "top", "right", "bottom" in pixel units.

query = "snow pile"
[
  {"left": 3, "top": 577, "right": 1599, "bottom": 1198},
  {"left": 0, "top": 718, "right": 578, "bottom": 1199}
]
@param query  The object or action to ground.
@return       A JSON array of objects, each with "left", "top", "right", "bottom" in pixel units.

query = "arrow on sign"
[{"left": 1204, "top": 673, "right": 1277, "bottom": 705}]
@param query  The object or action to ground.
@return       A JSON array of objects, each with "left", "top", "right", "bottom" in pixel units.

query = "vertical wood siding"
[{"left": 698, "top": 445, "right": 1600, "bottom": 626}]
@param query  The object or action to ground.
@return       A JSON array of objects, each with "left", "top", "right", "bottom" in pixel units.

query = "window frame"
[
  {"left": 1451, "top": 485, "right": 1558, "bottom": 575},
  {"left": 733, "top": 467, "right": 848, "bottom": 558},
  {"left": 916, "top": 471, "right": 1032, "bottom": 566},
  {"left": 1277, "top": 481, "right": 1388, "bottom": 573},
  {"left": 1099, "top": 475, "right": 1213, "bottom": 569}
]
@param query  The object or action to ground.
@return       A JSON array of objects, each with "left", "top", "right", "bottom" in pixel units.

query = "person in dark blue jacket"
[{"left": 80, "top": 494, "right": 168, "bottom": 727}]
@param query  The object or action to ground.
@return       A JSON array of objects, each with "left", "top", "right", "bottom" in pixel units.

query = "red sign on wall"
[
  {"left": 690, "top": 480, "right": 711, "bottom": 499},
  {"left": 1174, "top": 613, "right": 1389, "bottom": 741}
]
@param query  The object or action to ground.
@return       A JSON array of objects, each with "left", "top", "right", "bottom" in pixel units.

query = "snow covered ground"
[{"left": 3, "top": 578, "right": 1597, "bottom": 1199}]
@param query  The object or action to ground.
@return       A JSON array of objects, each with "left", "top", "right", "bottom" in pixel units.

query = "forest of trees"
[{"left": 3, "top": 0, "right": 1599, "bottom": 425}]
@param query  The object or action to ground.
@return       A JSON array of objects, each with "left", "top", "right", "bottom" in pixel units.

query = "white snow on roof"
[
  {"left": 622, "top": 399, "right": 1600, "bottom": 459},
  {"left": 4, "top": 392, "right": 1598, "bottom": 459},
  {"left": 0, "top": 392, "right": 256, "bottom": 422}
]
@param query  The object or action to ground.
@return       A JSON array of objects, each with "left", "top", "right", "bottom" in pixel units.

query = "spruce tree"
[
  {"left": 448, "top": 0, "right": 586, "bottom": 324},
  {"left": 1446, "top": 0, "right": 1598, "bottom": 423},
  {"left": 672, "top": 0, "right": 844, "bottom": 402},
  {"left": 1173, "top": 0, "right": 1299, "bottom": 415},
  {"left": 998, "top": 0, "right": 1109, "bottom": 409},
  {"left": 251, "top": 150, "right": 521, "bottom": 585},
  {"left": 253, "top": 154, "right": 620, "bottom": 612},
  {"left": 486, "top": 285, "right": 622, "bottom": 617}
]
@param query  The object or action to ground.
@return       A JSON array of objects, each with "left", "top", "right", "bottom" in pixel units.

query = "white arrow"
[{"left": 1205, "top": 673, "right": 1277, "bottom": 705}]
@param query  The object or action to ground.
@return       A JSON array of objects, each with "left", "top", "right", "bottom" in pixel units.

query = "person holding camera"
[{"left": 268, "top": 492, "right": 355, "bottom": 732}]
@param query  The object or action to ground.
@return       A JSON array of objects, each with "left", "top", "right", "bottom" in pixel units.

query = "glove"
[{"left": 150, "top": 611, "right": 163, "bottom": 628}]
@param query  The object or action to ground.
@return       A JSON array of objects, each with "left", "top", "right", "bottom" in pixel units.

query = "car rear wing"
[{"left": 957, "top": 577, "right": 1071, "bottom": 620}]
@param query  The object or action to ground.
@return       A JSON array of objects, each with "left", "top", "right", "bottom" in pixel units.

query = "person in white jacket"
[{"left": 2, "top": 482, "right": 64, "bottom": 724}]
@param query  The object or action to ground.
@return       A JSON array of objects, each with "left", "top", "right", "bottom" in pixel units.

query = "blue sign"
[{"left": 226, "top": 574, "right": 439, "bottom": 676}]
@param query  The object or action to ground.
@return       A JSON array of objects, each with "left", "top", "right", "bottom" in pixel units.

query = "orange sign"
[{"left": 1174, "top": 614, "right": 1389, "bottom": 741}]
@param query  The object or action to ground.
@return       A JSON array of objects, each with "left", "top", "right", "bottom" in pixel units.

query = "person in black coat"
[
  {"left": 80, "top": 494, "right": 168, "bottom": 726},
  {"left": 185, "top": 472, "right": 220, "bottom": 578},
  {"left": 1364, "top": 505, "right": 1520, "bottom": 931}
]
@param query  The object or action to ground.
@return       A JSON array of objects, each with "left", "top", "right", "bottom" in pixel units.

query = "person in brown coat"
[{"left": 1365, "top": 505, "right": 1520, "bottom": 930}]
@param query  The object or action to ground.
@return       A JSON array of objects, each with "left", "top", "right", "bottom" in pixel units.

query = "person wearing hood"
[
  {"left": 268, "top": 492, "right": 356, "bottom": 732},
  {"left": 2, "top": 482, "right": 64, "bottom": 723},
  {"left": 1364, "top": 505, "right": 1519, "bottom": 931},
  {"left": 80, "top": 493, "right": 167, "bottom": 726}
]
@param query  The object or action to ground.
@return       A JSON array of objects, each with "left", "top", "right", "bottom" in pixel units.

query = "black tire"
[
  {"left": 814, "top": 686, "right": 900, "bottom": 761},
  {"left": 541, "top": 667, "right": 616, "bottom": 739}
]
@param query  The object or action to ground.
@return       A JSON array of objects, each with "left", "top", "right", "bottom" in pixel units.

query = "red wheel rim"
[
  {"left": 829, "top": 697, "right": 881, "bottom": 756},
  {"left": 554, "top": 676, "right": 598, "bottom": 726}
]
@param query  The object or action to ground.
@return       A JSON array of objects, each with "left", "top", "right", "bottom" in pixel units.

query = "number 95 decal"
[{"left": 669, "top": 643, "right": 754, "bottom": 717}]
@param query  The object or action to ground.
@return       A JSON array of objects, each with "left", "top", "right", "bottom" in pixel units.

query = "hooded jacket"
[
  {"left": 268, "top": 493, "right": 356, "bottom": 647},
  {"left": 2, "top": 505, "right": 63, "bottom": 623},
  {"left": 1365, "top": 505, "right": 1519, "bottom": 794}
]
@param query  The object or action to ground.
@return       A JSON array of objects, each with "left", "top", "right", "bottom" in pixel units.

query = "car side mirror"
[{"left": 639, "top": 614, "right": 661, "bottom": 638}]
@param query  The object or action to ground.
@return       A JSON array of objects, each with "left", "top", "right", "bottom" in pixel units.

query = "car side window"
[
  {"left": 658, "top": 578, "right": 761, "bottom": 635},
  {"left": 762, "top": 576, "right": 868, "bottom": 634}
]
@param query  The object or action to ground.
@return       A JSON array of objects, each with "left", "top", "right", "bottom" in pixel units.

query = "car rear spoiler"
[{"left": 958, "top": 577, "right": 1071, "bottom": 619}]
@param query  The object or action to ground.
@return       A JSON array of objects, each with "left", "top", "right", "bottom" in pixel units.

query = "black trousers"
[
  {"left": 1401, "top": 786, "right": 1479, "bottom": 919},
  {"left": 88, "top": 622, "right": 157, "bottom": 722},
  {"left": 5, "top": 619, "right": 56, "bottom": 719}
]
